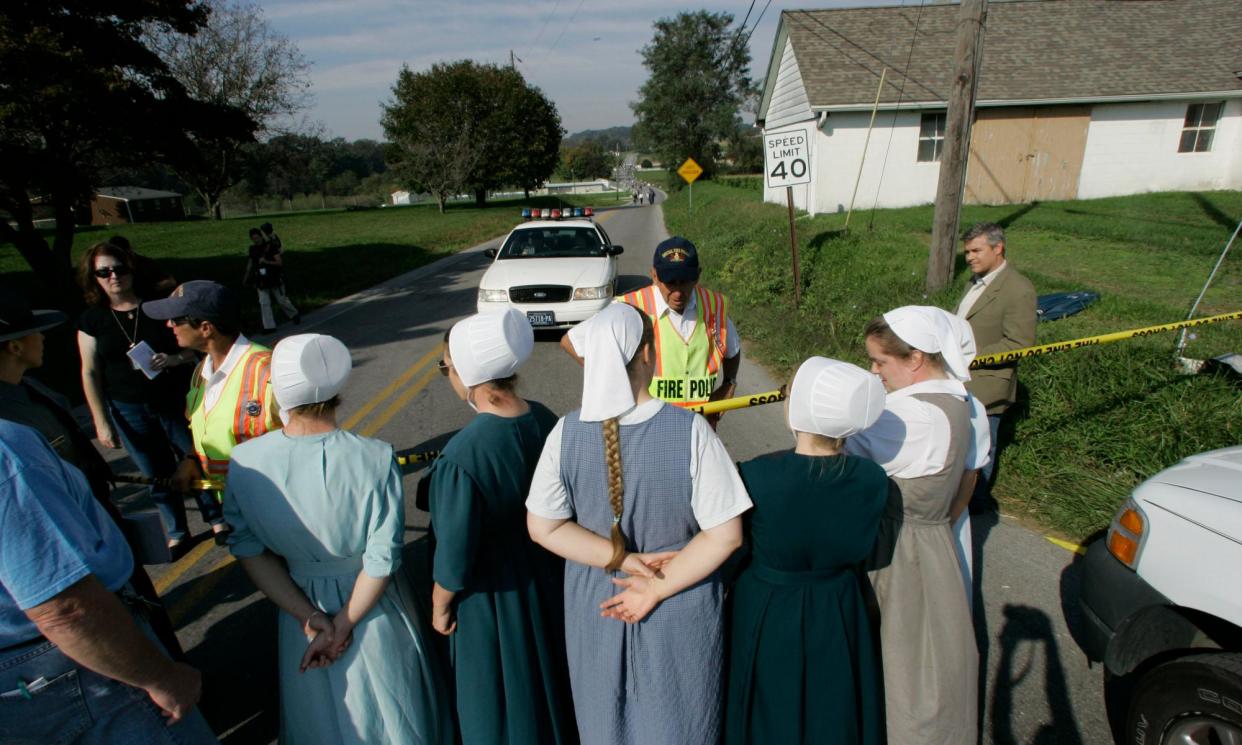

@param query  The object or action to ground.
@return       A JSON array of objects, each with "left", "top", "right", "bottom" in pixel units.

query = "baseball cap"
[
  {"left": 652, "top": 236, "right": 700, "bottom": 283},
  {"left": 144, "top": 280, "right": 240, "bottom": 326}
]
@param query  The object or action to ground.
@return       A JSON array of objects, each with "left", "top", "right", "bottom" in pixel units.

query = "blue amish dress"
[
  {"left": 559, "top": 405, "right": 724, "bottom": 745},
  {"left": 225, "top": 429, "right": 453, "bottom": 745}
]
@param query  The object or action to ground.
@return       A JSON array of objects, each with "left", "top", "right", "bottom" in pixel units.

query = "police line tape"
[
  {"left": 108, "top": 312, "right": 1239, "bottom": 491},
  {"left": 970, "top": 310, "right": 1242, "bottom": 368}
]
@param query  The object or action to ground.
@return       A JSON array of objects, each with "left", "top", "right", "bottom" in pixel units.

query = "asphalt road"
[{"left": 132, "top": 195, "right": 1111, "bottom": 744}]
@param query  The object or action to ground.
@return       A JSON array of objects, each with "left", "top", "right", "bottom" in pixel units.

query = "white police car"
[{"left": 477, "top": 208, "right": 623, "bottom": 328}]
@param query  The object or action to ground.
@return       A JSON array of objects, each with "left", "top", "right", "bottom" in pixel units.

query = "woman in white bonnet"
[
  {"left": 224, "top": 333, "right": 451, "bottom": 745},
  {"left": 724, "top": 357, "right": 889, "bottom": 745},
  {"left": 426, "top": 309, "right": 576, "bottom": 744},
  {"left": 526, "top": 303, "right": 752, "bottom": 745},
  {"left": 846, "top": 307, "right": 982, "bottom": 745}
]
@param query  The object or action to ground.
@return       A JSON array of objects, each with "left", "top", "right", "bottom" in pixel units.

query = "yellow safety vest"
[
  {"left": 620, "top": 286, "right": 729, "bottom": 406},
  {"left": 186, "top": 343, "right": 279, "bottom": 483}
]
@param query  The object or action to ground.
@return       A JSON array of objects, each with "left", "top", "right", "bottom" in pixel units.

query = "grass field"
[{"left": 663, "top": 182, "right": 1242, "bottom": 540}]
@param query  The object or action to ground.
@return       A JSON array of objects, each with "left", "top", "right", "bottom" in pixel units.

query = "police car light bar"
[{"left": 519, "top": 207, "right": 593, "bottom": 220}]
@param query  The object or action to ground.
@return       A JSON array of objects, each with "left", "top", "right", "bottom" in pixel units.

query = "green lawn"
[{"left": 663, "top": 182, "right": 1242, "bottom": 540}]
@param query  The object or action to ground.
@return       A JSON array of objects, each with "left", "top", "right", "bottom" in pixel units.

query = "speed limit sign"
[{"left": 764, "top": 121, "right": 814, "bottom": 189}]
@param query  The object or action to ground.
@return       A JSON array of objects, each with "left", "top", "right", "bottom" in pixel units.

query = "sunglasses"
[
  {"left": 438, "top": 360, "right": 452, "bottom": 377},
  {"left": 93, "top": 265, "right": 132, "bottom": 278},
  {"left": 170, "top": 316, "right": 202, "bottom": 327}
]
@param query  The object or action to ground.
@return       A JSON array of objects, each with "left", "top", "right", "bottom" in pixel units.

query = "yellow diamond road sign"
[{"left": 677, "top": 158, "right": 703, "bottom": 185}]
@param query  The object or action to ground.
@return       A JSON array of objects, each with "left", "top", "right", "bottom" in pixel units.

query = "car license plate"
[{"left": 527, "top": 311, "right": 556, "bottom": 327}]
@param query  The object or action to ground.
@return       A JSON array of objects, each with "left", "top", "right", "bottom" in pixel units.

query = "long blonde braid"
[{"left": 602, "top": 416, "right": 627, "bottom": 571}]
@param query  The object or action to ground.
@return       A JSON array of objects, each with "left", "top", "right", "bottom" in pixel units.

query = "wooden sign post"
[{"left": 763, "top": 121, "right": 815, "bottom": 309}]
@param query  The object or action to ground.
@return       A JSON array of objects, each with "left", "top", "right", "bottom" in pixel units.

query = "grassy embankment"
[
  {"left": 663, "top": 180, "right": 1242, "bottom": 540},
  {"left": 0, "top": 192, "right": 618, "bottom": 396}
]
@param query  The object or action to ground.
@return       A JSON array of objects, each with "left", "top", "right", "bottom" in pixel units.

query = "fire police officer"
[
  {"left": 144, "top": 281, "right": 281, "bottom": 542},
  {"left": 562, "top": 236, "right": 741, "bottom": 425}
]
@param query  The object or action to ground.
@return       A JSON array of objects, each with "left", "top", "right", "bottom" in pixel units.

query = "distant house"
[
  {"left": 391, "top": 190, "right": 413, "bottom": 206},
  {"left": 757, "top": 0, "right": 1242, "bottom": 213},
  {"left": 91, "top": 187, "right": 185, "bottom": 225}
]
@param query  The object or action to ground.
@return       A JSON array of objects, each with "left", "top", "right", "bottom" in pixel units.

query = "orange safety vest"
[
  {"left": 619, "top": 285, "right": 730, "bottom": 406},
  {"left": 185, "top": 343, "right": 277, "bottom": 481}
]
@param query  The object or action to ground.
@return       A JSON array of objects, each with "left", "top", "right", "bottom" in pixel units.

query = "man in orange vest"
[
  {"left": 562, "top": 236, "right": 741, "bottom": 425},
  {"left": 145, "top": 281, "right": 280, "bottom": 544}
]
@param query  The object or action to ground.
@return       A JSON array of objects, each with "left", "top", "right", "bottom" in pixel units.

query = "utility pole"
[{"left": 926, "top": 0, "right": 987, "bottom": 292}]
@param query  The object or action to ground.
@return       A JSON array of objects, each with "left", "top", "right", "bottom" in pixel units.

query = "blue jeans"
[
  {"left": 0, "top": 620, "right": 217, "bottom": 745},
  {"left": 108, "top": 399, "right": 223, "bottom": 542}
]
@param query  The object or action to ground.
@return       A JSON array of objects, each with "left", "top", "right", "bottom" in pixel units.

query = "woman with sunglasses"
[{"left": 76, "top": 241, "right": 216, "bottom": 552}]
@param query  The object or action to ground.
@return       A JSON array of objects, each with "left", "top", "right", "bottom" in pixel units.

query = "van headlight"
[
  {"left": 478, "top": 288, "right": 508, "bottom": 302},
  {"left": 1107, "top": 498, "right": 1147, "bottom": 569},
  {"left": 573, "top": 282, "right": 614, "bottom": 300}
]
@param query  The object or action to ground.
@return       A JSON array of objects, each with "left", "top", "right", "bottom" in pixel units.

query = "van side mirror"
[
  {"left": 608, "top": 245, "right": 624, "bottom": 256},
  {"left": 484, "top": 247, "right": 497, "bottom": 259}
]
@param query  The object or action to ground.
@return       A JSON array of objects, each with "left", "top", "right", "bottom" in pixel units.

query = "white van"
[{"left": 1078, "top": 445, "right": 1242, "bottom": 744}]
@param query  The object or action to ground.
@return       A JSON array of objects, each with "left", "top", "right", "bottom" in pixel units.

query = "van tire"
[{"left": 1126, "top": 653, "right": 1242, "bottom": 745}]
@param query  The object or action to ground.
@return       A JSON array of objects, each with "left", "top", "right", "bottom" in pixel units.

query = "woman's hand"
[
  {"left": 94, "top": 418, "right": 120, "bottom": 449},
  {"left": 431, "top": 603, "right": 457, "bottom": 636},
  {"left": 621, "top": 551, "right": 678, "bottom": 578},
  {"left": 299, "top": 612, "right": 337, "bottom": 672},
  {"left": 600, "top": 576, "right": 663, "bottom": 624}
]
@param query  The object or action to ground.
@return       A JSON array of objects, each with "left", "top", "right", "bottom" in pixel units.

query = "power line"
[
  {"left": 869, "top": 0, "right": 927, "bottom": 231},
  {"left": 742, "top": 0, "right": 774, "bottom": 47},
  {"left": 547, "top": 0, "right": 586, "bottom": 53},
  {"left": 531, "top": 0, "right": 562, "bottom": 48}
]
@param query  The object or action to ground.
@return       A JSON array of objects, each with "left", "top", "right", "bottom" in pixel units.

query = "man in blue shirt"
[{"left": 0, "top": 419, "right": 217, "bottom": 743}]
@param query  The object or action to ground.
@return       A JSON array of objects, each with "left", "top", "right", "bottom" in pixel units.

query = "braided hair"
[{"left": 601, "top": 310, "right": 654, "bottom": 572}]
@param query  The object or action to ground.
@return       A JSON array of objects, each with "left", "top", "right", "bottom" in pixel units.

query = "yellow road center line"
[
  {"left": 341, "top": 345, "right": 441, "bottom": 431},
  {"left": 1045, "top": 535, "right": 1087, "bottom": 556},
  {"left": 167, "top": 553, "right": 238, "bottom": 626},
  {"left": 360, "top": 366, "right": 441, "bottom": 438},
  {"left": 154, "top": 539, "right": 217, "bottom": 595}
]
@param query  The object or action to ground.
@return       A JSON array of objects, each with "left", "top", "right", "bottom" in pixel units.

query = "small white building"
[
  {"left": 390, "top": 190, "right": 412, "bottom": 206},
  {"left": 757, "top": 0, "right": 1242, "bottom": 214}
]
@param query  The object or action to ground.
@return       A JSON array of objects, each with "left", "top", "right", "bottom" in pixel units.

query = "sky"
[{"left": 257, "top": 0, "right": 899, "bottom": 142}]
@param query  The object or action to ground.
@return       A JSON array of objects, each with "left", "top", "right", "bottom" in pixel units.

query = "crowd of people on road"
[{"left": 0, "top": 221, "right": 1036, "bottom": 744}]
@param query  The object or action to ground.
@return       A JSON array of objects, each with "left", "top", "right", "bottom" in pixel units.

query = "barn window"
[
  {"left": 1179, "top": 102, "right": 1222, "bottom": 153},
  {"left": 918, "top": 113, "right": 946, "bottom": 162}
]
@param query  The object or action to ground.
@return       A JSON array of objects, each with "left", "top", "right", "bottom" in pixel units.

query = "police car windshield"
[{"left": 498, "top": 227, "right": 606, "bottom": 259}]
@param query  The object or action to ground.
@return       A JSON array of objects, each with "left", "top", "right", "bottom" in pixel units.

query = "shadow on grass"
[
  {"left": 1190, "top": 192, "right": 1240, "bottom": 232},
  {"left": 996, "top": 202, "right": 1040, "bottom": 230},
  {"left": 807, "top": 228, "right": 851, "bottom": 250}
]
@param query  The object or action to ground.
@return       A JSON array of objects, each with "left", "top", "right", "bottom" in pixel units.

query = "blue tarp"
[{"left": 1037, "top": 291, "right": 1100, "bottom": 322}]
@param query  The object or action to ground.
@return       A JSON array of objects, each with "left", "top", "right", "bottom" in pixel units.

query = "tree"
[
  {"left": 560, "top": 140, "right": 613, "bottom": 180},
  {"left": 146, "top": 0, "right": 310, "bottom": 219},
  {"left": 631, "top": 11, "right": 753, "bottom": 180},
  {"left": 724, "top": 125, "right": 764, "bottom": 173},
  {"left": 0, "top": 1, "right": 249, "bottom": 304},
  {"left": 382, "top": 60, "right": 562, "bottom": 211}
]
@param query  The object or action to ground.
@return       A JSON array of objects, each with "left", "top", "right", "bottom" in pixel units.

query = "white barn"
[{"left": 757, "top": 0, "right": 1242, "bottom": 214}]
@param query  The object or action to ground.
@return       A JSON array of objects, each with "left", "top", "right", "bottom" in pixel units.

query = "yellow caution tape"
[
  {"left": 1045, "top": 535, "right": 1087, "bottom": 556},
  {"left": 686, "top": 389, "right": 787, "bottom": 416},
  {"left": 396, "top": 450, "right": 441, "bottom": 466},
  {"left": 971, "top": 310, "right": 1242, "bottom": 368}
]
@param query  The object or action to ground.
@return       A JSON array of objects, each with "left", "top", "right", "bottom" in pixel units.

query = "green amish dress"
[
  {"left": 428, "top": 402, "right": 577, "bottom": 745},
  {"left": 725, "top": 450, "right": 889, "bottom": 745}
]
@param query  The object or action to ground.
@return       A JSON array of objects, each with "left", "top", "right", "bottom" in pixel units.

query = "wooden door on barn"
[{"left": 965, "top": 106, "right": 1090, "bottom": 205}]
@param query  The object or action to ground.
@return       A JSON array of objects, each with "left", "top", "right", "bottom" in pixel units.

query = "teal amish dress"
[
  {"left": 725, "top": 451, "right": 888, "bottom": 745},
  {"left": 224, "top": 429, "right": 453, "bottom": 745},
  {"left": 428, "top": 402, "right": 577, "bottom": 745}
]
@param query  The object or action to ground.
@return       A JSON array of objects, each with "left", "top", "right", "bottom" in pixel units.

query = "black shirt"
[{"left": 77, "top": 303, "right": 191, "bottom": 406}]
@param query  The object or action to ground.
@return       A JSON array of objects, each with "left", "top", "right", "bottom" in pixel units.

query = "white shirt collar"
[
  {"left": 615, "top": 397, "right": 665, "bottom": 425},
  {"left": 201, "top": 334, "right": 251, "bottom": 381},
  {"left": 650, "top": 287, "right": 696, "bottom": 321},
  {"left": 889, "top": 377, "right": 968, "bottom": 401}
]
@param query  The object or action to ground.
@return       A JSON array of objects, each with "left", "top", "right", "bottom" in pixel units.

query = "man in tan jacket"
[{"left": 955, "top": 222, "right": 1037, "bottom": 511}]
